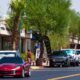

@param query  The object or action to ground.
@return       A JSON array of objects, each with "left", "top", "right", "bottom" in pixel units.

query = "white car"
[
  {"left": 75, "top": 49, "right": 80, "bottom": 63},
  {"left": 0, "top": 50, "right": 20, "bottom": 59}
]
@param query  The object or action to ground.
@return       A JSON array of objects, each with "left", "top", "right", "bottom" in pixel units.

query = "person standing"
[{"left": 27, "top": 49, "right": 32, "bottom": 63}]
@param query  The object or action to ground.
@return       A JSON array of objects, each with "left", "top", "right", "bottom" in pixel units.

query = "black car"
[
  {"left": 75, "top": 49, "right": 80, "bottom": 63},
  {"left": 49, "top": 50, "right": 78, "bottom": 67}
]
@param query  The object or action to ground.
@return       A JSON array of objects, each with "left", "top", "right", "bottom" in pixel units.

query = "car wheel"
[
  {"left": 49, "top": 60, "right": 54, "bottom": 67},
  {"left": 65, "top": 60, "right": 70, "bottom": 67},
  {"left": 49, "top": 60, "right": 55, "bottom": 67},
  {"left": 21, "top": 69, "right": 25, "bottom": 78},
  {"left": 67, "top": 62, "right": 70, "bottom": 67},
  {"left": 76, "top": 62, "right": 79, "bottom": 66},
  {"left": 0, "top": 76, "right": 3, "bottom": 78},
  {"left": 71, "top": 62, "right": 76, "bottom": 66}
]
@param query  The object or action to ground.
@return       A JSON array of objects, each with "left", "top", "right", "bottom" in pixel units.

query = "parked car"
[
  {"left": 75, "top": 49, "right": 80, "bottom": 63},
  {"left": 49, "top": 49, "right": 79, "bottom": 67},
  {"left": 0, "top": 50, "right": 20, "bottom": 59},
  {"left": 0, "top": 57, "right": 31, "bottom": 78}
]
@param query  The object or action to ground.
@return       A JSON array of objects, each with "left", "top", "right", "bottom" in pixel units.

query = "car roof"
[
  {"left": 0, "top": 50, "right": 18, "bottom": 53},
  {"left": 2, "top": 56, "right": 22, "bottom": 59},
  {"left": 61, "top": 49, "right": 75, "bottom": 50},
  {"left": 0, "top": 57, "right": 23, "bottom": 63}
]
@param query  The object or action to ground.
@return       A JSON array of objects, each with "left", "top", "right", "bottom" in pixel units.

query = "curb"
[{"left": 31, "top": 66, "right": 44, "bottom": 70}]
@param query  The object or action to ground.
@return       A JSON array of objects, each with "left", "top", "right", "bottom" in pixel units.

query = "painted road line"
[{"left": 48, "top": 73, "right": 80, "bottom": 80}]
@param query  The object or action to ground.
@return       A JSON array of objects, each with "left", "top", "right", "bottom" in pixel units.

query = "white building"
[{"left": 0, "top": 18, "right": 32, "bottom": 52}]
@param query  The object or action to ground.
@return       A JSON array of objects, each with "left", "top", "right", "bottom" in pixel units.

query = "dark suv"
[{"left": 49, "top": 49, "right": 78, "bottom": 67}]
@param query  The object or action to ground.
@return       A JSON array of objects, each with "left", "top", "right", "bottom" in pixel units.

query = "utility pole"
[{"left": 18, "top": 20, "right": 21, "bottom": 54}]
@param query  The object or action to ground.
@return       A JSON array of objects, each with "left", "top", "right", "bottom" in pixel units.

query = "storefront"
[
  {"left": 0, "top": 23, "right": 27, "bottom": 52},
  {"left": 0, "top": 35, "right": 12, "bottom": 50}
]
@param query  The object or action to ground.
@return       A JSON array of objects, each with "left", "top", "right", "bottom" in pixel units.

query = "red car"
[{"left": 0, "top": 57, "right": 31, "bottom": 78}]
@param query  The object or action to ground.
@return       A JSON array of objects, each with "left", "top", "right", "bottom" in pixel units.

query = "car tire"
[
  {"left": 49, "top": 60, "right": 54, "bottom": 67},
  {"left": 65, "top": 60, "right": 70, "bottom": 67},
  {"left": 71, "top": 62, "right": 76, "bottom": 66},
  {"left": 76, "top": 62, "right": 79, "bottom": 66},
  {"left": 0, "top": 76, "right": 3, "bottom": 78}
]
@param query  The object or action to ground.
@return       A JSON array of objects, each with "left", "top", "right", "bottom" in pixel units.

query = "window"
[{"left": 0, "top": 27, "right": 5, "bottom": 30}]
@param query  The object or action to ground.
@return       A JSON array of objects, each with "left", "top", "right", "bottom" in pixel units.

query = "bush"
[
  {"left": 20, "top": 52, "right": 28, "bottom": 61},
  {"left": 20, "top": 52, "right": 35, "bottom": 61}
]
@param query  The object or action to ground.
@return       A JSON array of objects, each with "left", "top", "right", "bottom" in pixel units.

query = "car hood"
[
  {"left": 50, "top": 56, "right": 67, "bottom": 59},
  {"left": 0, "top": 63, "right": 22, "bottom": 70}
]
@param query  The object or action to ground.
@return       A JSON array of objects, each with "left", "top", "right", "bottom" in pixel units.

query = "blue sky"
[
  {"left": 71, "top": 0, "right": 80, "bottom": 12},
  {"left": 0, "top": 0, "right": 10, "bottom": 17},
  {"left": 0, "top": 0, "right": 80, "bottom": 17}
]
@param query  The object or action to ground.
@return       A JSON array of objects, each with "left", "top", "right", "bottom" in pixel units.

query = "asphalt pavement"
[{"left": 0, "top": 66, "right": 80, "bottom": 80}]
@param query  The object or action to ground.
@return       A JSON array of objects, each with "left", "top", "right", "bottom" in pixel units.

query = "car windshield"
[
  {"left": 0, "top": 52, "right": 18, "bottom": 59},
  {"left": 52, "top": 51, "right": 67, "bottom": 56},
  {"left": 0, "top": 57, "right": 23, "bottom": 64},
  {"left": 64, "top": 50, "right": 74, "bottom": 55},
  {"left": 76, "top": 51, "right": 80, "bottom": 54}
]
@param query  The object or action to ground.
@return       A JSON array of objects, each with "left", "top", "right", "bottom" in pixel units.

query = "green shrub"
[
  {"left": 20, "top": 52, "right": 35, "bottom": 61},
  {"left": 20, "top": 52, "right": 28, "bottom": 61}
]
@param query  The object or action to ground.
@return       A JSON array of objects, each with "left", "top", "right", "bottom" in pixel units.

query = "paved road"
[{"left": 0, "top": 67, "right": 80, "bottom": 80}]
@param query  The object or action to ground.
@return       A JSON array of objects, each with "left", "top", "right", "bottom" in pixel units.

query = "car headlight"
[
  {"left": 12, "top": 66, "right": 21, "bottom": 70},
  {"left": 16, "top": 66, "right": 21, "bottom": 69}
]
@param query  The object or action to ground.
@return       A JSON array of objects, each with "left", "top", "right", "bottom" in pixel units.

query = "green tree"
[
  {"left": 8, "top": 0, "right": 71, "bottom": 51},
  {"left": 77, "top": 15, "right": 80, "bottom": 38},
  {"left": 69, "top": 11, "right": 80, "bottom": 36},
  {"left": 8, "top": 0, "right": 26, "bottom": 50},
  {"left": 49, "top": 33, "right": 69, "bottom": 50},
  {"left": 25, "top": 0, "right": 71, "bottom": 52},
  {"left": 7, "top": 0, "right": 71, "bottom": 66},
  {"left": 69, "top": 10, "right": 80, "bottom": 48}
]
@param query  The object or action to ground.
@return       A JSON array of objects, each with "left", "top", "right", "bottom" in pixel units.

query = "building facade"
[
  {"left": 0, "top": 18, "right": 80, "bottom": 54},
  {"left": 0, "top": 19, "right": 32, "bottom": 53}
]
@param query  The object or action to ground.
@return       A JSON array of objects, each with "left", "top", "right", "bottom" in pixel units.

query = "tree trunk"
[
  {"left": 36, "top": 35, "right": 51, "bottom": 66},
  {"left": 12, "top": 14, "right": 20, "bottom": 50},
  {"left": 39, "top": 40, "right": 44, "bottom": 58},
  {"left": 74, "top": 44, "right": 77, "bottom": 49},
  {"left": 43, "top": 35, "right": 51, "bottom": 56},
  {"left": 36, "top": 35, "right": 44, "bottom": 66}
]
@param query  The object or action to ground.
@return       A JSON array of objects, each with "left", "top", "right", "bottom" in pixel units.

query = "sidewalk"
[
  {"left": 31, "top": 66, "right": 44, "bottom": 70},
  {"left": 31, "top": 59, "right": 49, "bottom": 70},
  {"left": 31, "top": 62, "right": 49, "bottom": 70}
]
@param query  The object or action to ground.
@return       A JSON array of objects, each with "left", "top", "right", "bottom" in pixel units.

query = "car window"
[
  {"left": 0, "top": 54, "right": 15, "bottom": 59},
  {"left": 76, "top": 51, "right": 80, "bottom": 54},
  {"left": 52, "top": 51, "right": 67, "bottom": 56},
  {"left": 0, "top": 52, "right": 18, "bottom": 59},
  {"left": 0, "top": 57, "right": 23, "bottom": 64},
  {"left": 65, "top": 50, "right": 74, "bottom": 55}
]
